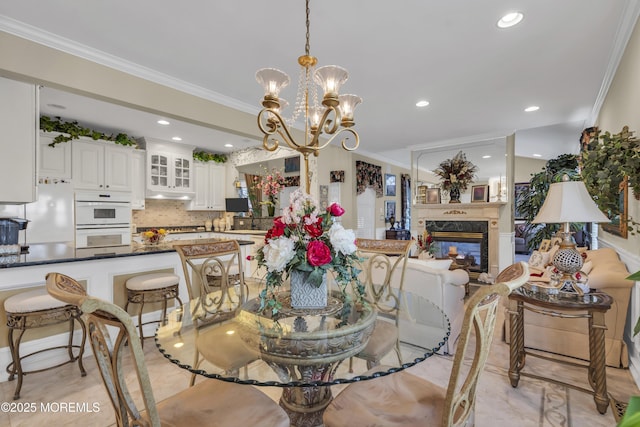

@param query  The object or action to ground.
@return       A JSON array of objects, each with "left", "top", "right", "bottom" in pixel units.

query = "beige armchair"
[{"left": 504, "top": 247, "right": 633, "bottom": 367}]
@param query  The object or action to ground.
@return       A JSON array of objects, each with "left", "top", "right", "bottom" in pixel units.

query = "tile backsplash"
[{"left": 132, "top": 200, "right": 228, "bottom": 229}]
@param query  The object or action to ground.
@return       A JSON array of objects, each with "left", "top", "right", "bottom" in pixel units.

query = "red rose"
[
  {"left": 265, "top": 217, "right": 286, "bottom": 242},
  {"left": 304, "top": 216, "right": 324, "bottom": 238},
  {"left": 328, "top": 203, "right": 345, "bottom": 217},
  {"left": 307, "top": 240, "right": 332, "bottom": 266}
]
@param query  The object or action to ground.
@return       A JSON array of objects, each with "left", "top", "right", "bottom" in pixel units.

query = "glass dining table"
[{"left": 155, "top": 289, "right": 450, "bottom": 427}]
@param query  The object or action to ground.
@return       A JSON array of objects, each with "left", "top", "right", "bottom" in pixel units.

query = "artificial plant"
[
  {"left": 581, "top": 125, "right": 640, "bottom": 235},
  {"left": 193, "top": 150, "right": 227, "bottom": 163},
  {"left": 40, "top": 115, "right": 137, "bottom": 147},
  {"left": 515, "top": 154, "right": 582, "bottom": 251}
]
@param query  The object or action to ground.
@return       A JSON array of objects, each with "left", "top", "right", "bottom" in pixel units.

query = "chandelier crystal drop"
[{"left": 255, "top": 0, "right": 361, "bottom": 193}]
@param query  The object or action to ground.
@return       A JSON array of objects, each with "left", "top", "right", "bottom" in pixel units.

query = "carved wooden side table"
[{"left": 507, "top": 285, "right": 613, "bottom": 414}]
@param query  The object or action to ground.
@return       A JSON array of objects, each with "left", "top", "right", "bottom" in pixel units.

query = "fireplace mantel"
[{"left": 412, "top": 202, "right": 507, "bottom": 277}]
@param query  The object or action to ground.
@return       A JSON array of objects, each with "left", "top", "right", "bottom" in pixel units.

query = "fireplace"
[{"left": 425, "top": 220, "right": 488, "bottom": 279}]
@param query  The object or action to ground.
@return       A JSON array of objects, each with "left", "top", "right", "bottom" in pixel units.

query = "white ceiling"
[{"left": 2, "top": 1, "right": 639, "bottom": 168}]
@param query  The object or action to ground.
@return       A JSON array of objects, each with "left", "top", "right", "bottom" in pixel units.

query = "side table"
[{"left": 507, "top": 285, "right": 613, "bottom": 414}]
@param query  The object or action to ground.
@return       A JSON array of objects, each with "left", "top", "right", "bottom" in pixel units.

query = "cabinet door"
[
  {"left": 131, "top": 150, "right": 146, "bottom": 209},
  {"left": 173, "top": 155, "right": 192, "bottom": 192},
  {"left": 208, "top": 164, "right": 226, "bottom": 210},
  {"left": 104, "top": 145, "right": 132, "bottom": 191},
  {"left": 72, "top": 141, "right": 104, "bottom": 190},
  {"left": 188, "top": 162, "right": 209, "bottom": 210},
  {"left": 0, "top": 78, "right": 37, "bottom": 203},
  {"left": 148, "top": 152, "right": 170, "bottom": 191},
  {"left": 39, "top": 134, "right": 72, "bottom": 181}
]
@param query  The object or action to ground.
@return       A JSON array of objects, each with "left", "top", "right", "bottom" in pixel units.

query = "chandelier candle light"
[
  {"left": 256, "top": 0, "right": 361, "bottom": 194},
  {"left": 531, "top": 175, "right": 609, "bottom": 294}
]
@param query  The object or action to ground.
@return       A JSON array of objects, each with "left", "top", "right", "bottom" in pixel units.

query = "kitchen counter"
[{"left": 0, "top": 238, "right": 255, "bottom": 269}]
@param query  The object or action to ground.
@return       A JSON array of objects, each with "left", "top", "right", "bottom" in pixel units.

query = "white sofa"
[{"left": 390, "top": 258, "right": 469, "bottom": 355}]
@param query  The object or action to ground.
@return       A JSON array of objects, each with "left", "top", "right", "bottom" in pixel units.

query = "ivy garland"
[
  {"left": 40, "top": 115, "right": 137, "bottom": 147},
  {"left": 193, "top": 150, "right": 227, "bottom": 163}
]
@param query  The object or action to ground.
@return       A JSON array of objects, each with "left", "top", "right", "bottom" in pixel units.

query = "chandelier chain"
[{"left": 305, "top": 0, "right": 311, "bottom": 56}]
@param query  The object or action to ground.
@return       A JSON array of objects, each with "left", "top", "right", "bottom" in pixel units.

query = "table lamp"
[{"left": 531, "top": 175, "right": 610, "bottom": 294}]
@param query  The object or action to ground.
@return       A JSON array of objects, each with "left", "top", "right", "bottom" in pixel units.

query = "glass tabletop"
[{"left": 155, "top": 289, "right": 450, "bottom": 388}]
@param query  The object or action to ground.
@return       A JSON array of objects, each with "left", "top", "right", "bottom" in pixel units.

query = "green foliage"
[
  {"left": 193, "top": 151, "right": 227, "bottom": 163},
  {"left": 40, "top": 115, "right": 137, "bottom": 147},
  {"left": 515, "top": 154, "right": 581, "bottom": 250},
  {"left": 581, "top": 126, "right": 640, "bottom": 234},
  {"left": 618, "top": 396, "right": 640, "bottom": 426}
]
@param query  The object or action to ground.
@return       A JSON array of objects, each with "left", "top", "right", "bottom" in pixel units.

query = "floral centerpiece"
[
  {"left": 416, "top": 230, "right": 435, "bottom": 258},
  {"left": 255, "top": 189, "right": 364, "bottom": 313},
  {"left": 142, "top": 228, "right": 167, "bottom": 245},
  {"left": 433, "top": 151, "right": 478, "bottom": 203},
  {"left": 255, "top": 168, "right": 285, "bottom": 216}
]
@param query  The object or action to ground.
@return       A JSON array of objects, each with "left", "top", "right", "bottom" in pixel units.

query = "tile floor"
[{"left": 0, "top": 284, "right": 637, "bottom": 427}]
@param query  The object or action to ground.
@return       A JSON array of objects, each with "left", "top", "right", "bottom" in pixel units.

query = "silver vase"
[{"left": 290, "top": 270, "right": 327, "bottom": 309}]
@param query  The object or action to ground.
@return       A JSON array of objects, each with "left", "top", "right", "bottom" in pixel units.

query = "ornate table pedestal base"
[{"left": 279, "top": 367, "right": 334, "bottom": 427}]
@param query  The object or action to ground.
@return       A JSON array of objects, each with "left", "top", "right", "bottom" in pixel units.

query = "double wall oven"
[{"left": 75, "top": 191, "right": 132, "bottom": 256}]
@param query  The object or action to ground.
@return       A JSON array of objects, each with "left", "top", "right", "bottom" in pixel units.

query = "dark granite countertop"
[{"left": 0, "top": 238, "right": 255, "bottom": 269}]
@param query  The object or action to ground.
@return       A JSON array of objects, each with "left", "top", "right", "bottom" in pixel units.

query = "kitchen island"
[{"left": 0, "top": 236, "right": 258, "bottom": 382}]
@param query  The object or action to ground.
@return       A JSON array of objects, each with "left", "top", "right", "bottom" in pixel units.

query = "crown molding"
[
  {"left": 589, "top": 0, "right": 640, "bottom": 125},
  {"left": 0, "top": 15, "right": 259, "bottom": 115}
]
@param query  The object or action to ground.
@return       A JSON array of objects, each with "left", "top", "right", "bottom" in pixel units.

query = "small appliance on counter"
[{"left": 0, "top": 218, "right": 29, "bottom": 263}]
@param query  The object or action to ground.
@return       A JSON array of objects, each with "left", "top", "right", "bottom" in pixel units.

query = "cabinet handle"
[
  {"left": 106, "top": 185, "right": 110, "bottom": 188},
  {"left": 99, "top": 184, "right": 103, "bottom": 188}
]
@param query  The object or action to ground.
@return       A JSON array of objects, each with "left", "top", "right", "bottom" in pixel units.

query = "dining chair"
[
  {"left": 351, "top": 238, "right": 412, "bottom": 369},
  {"left": 174, "top": 240, "right": 256, "bottom": 383},
  {"left": 323, "top": 261, "right": 529, "bottom": 427},
  {"left": 45, "top": 272, "right": 290, "bottom": 427}
]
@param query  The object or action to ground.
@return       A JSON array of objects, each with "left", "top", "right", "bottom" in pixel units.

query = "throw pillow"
[
  {"left": 528, "top": 250, "right": 550, "bottom": 270},
  {"left": 423, "top": 259, "right": 453, "bottom": 270}
]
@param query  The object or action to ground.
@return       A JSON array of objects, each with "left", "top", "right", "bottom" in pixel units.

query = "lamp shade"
[{"left": 532, "top": 180, "right": 610, "bottom": 224}]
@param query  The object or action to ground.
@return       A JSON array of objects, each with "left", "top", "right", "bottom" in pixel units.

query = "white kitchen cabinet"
[
  {"left": 72, "top": 140, "right": 132, "bottom": 191},
  {"left": 131, "top": 149, "right": 146, "bottom": 209},
  {"left": 187, "top": 161, "right": 226, "bottom": 211},
  {"left": 141, "top": 138, "right": 194, "bottom": 197},
  {"left": 39, "top": 133, "right": 72, "bottom": 181},
  {"left": 0, "top": 77, "right": 37, "bottom": 203}
]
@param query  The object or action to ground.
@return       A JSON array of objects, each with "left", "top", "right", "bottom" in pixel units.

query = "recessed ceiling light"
[
  {"left": 224, "top": 143, "right": 233, "bottom": 148},
  {"left": 416, "top": 100, "right": 430, "bottom": 107},
  {"left": 157, "top": 119, "right": 170, "bottom": 125},
  {"left": 46, "top": 103, "right": 66, "bottom": 110},
  {"left": 172, "top": 136, "right": 182, "bottom": 141},
  {"left": 524, "top": 106, "right": 540, "bottom": 112},
  {"left": 482, "top": 155, "right": 491, "bottom": 159},
  {"left": 497, "top": 12, "right": 523, "bottom": 28},
  {"left": 533, "top": 153, "right": 542, "bottom": 157}
]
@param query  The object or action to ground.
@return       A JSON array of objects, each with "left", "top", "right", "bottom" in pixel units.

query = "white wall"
[{"left": 596, "top": 17, "right": 640, "bottom": 385}]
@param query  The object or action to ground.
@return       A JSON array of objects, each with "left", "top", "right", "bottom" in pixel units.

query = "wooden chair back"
[
  {"left": 442, "top": 261, "right": 528, "bottom": 426},
  {"left": 46, "top": 272, "right": 160, "bottom": 426}
]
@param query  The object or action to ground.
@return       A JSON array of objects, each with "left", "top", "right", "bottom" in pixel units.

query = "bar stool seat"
[
  {"left": 125, "top": 272, "right": 182, "bottom": 346},
  {"left": 5, "top": 288, "right": 87, "bottom": 400}
]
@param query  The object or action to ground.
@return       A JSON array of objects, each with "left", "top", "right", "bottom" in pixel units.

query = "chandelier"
[{"left": 256, "top": 0, "right": 361, "bottom": 193}]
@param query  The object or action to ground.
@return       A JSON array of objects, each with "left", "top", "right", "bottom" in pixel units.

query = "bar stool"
[
  {"left": 5, "top": 288, "right": 87, "bottom": 400},
  {"left": 124, "top": 272, "right": 182, "bottom": 346}
]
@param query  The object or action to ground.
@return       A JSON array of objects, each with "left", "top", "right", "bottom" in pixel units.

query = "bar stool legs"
[
  {"left": 124, "top": 273, "right": 182, "bottom": 347},
  {"left": 6, "top": 304, "right": 87, "bottom": 400}
]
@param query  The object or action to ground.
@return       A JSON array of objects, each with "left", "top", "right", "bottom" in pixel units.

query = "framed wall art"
[
  {"left": 385, "top": 174, "right": 396, "bottom": 196},
  {"left": 385, "top": 200, "right": 396, "bottom": 220},
  {"left": 284, "top": 156, "right": 301, "bottom": 173},
  {"left": 425, "top": 188, "right": 441, "bottom": 204},
  {"left": 471, "top": 185, "right": 489, "bottom": 202},
  {"left": 514, "top": 182, "right": 530, "bottom": 219}
]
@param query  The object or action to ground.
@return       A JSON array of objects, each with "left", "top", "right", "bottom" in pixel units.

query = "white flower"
[
  {"left": 262, "top": 237, "right": 296, "bottom": 272},
  {"left": 329, "top": 223, "right": 357, "bottom": 256}
]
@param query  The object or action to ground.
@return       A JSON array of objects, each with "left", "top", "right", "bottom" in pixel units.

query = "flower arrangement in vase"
[
  {"left": 142, "top": 228, "right": 167, "bottom": 245},
  {"left": 255, "top": 189, "right": 365, "bottom": 312},
  {"left": 433, "top": 151, "right": 478, "bottom": 203},
  {"left": 416, "top": 230, "right": 436, "bottom": 259},
  {"left": 255, "top": 167, "right": 285, "bottom": 216}
]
